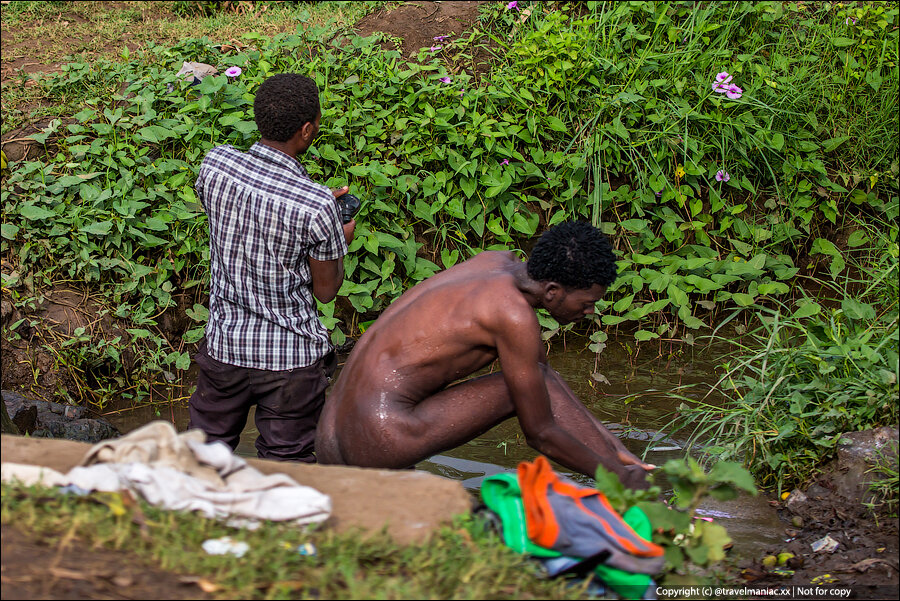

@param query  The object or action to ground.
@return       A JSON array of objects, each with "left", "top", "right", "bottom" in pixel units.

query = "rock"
[
  {"left": 805, "top": 483, "right": 831, "bottom": 500},
  {"left": 828, "top": 427, "right": 899, "bottom": 503},
  {"left": 1, "top": 400, "right": 18, "bottom": 435},
  {"left": 785, "top": 489, "right": 808, "bottom": 511},
  {"left": 2, "top": 390, "right": 119, "bottom": 443},
  {"left": 0, "top": 298, "right": 13, "bottom": 326}
]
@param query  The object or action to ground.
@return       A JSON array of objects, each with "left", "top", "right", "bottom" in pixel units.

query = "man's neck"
[
  {"left": 512, "top": 261, "right": 544, "bottom": 309},
  {"left": 258, "top": 138, "right": 297, "bottom": 159}
]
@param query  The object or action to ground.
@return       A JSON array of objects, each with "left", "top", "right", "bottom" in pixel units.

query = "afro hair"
[
  {"left": 253, "top": 73, "right": 320, "bottom": 142},
  {"left": 526, "top": 221, "right": 618, "bottom": 289}
]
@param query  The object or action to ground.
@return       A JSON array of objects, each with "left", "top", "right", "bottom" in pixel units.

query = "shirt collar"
[{"left": 247, "top": 142, "right": 310, "bottom": 179}]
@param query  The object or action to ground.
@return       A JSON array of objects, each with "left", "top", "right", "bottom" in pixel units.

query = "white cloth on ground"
[{"left": 1, "top": 421, "right": 331, "bottom": 525}]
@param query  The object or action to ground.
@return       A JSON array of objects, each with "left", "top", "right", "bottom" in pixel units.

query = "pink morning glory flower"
[
  {"left": 430, "top": 45, "right": 442, "bottom": 52},
  {"left": 712, "top": 71, "right": 733, "bottom": 93},
  {"left": 439, "top": 76, "right": 452, "bottom": 84},
  {"left": 724, "top": 84, "right": 743, "bottom": 99},
  {"left": 716, "top": 170, "right": 730, "bottom": 183},
  {"left": 500, "top": 158, "right": 509, "bottom": 166},
  {"left": 845, "top": 17, "right": 857, "bottom": 25},
  {"left": 224, "top": 66, "right": 242, "bottom": 78},
  {"left": 433, "top": 35, "right": 448, "bottom": 41},
  {"left": 507, "top": 1, "right": 518, "bottom": 9}
]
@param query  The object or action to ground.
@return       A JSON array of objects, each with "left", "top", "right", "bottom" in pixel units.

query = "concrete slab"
[{"left": 1, "top": 434, "right": 475, "bottom": 545}]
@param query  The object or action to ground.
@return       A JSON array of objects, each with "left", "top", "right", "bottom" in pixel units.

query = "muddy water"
[{"left": 105, "top": 334, "right": 786, "bottom": 560}]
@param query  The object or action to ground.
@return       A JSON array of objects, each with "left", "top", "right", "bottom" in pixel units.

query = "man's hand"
[
  {"left": 331, "top": 186, "right": 355, "bottom": 244},
  {"left": 617, "top": 451, "right": 656, "bottom": 471}
]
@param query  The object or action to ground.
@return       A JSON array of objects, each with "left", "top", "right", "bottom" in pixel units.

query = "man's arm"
[
  {"left": 308, "top": 187, "right": 356, "bottom": 303},
  {"left": 493, "top": 306, "right": 608, "bottom": 477},
  {"left": 309, "top": 220, "right": 355, "bottom": 302},
  {"left": 491, "top": 305, "right": 651, "bottom": 488}
]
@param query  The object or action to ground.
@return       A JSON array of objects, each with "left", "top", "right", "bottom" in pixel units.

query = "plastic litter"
[
  {"left": 202, "top": 536, "right": 249, "bottom": 558},
  {"left": 167, "top": 61, "right": 219, "bottom": 93},
  {"left": 176, "top": 61, "right": 218, "bottom": 85},
  {"left": 296, "top": 542, "right": 317, "bottom": 556},
  {"left": 280, "top": 541, "right": 317, "bottom": 556},
  {"left": 811, "top": 534, "right": 839, "bottom": 554}
]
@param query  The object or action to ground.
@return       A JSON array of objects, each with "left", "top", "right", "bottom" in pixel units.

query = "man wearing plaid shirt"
[{"left": 188, "top": 73, "right": 355, "bottom": 462}]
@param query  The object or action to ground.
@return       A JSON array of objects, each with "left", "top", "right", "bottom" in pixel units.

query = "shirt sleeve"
[{"left": 307, "top": 188, "right": 349, "bottom": 262}]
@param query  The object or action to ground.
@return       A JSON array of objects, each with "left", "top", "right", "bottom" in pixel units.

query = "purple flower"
[
  {"left": 459, "top": 88, "right": 466, "bottom": 97},
  {"left": 507, "top": 1, "right": 518, "bottom": 9},
  {"left": 500, "top": 158, "right": 509, "bottom": 166},
  {"left": 433, "top": 35, "right": 448, "bottom": 42},
  {"left": 712, "top": 71, "right": 733, "bottom": 93},
  {"left": 655, "top": 191, "right": 662, "bottom": 198},
  {"left": 724, "top": 84, "right": 743, "bottom": 100},
  {"left": 716, "top": 170, "right": 730, "bottom": 183},
  {"left": 845, "top": 17, "right": 857, "bottom": 25},
  {"left": 224, "top": 66, "right": 242, "bottom": 78},
  {"left": 439, "top": 76, "right": 452, "bottom": 84},
  {"left": 430, "top": 45, "right": 443, "bottom": 52}
]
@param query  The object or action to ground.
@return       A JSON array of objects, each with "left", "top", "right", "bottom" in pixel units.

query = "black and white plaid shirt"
[{"left": 196, "top": 142, "right": 348, "bottom": 370}]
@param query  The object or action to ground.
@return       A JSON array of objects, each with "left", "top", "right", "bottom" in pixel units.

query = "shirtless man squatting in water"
[{"left": 316, "top": 220, "right": 655, "bottom": 489}]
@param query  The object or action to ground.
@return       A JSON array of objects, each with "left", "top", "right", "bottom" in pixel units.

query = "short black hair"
[
  {"left": 526, "top": 221, "right": 618, "bottom": 289},
  {"left": 253, "top": 73, "right": 320, "bottom": 142}
]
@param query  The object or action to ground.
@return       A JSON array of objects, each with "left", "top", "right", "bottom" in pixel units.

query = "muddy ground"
[
  {"left": 1, "top": 1, "right": 898, "bottom": 599},
  {"left": 0, "top": 524, "right": 216, "bottom": 600}
]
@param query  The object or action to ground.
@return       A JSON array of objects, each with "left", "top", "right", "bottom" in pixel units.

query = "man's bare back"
[{"left": 316, "top": 224, "right": 653, "bottom": 489}]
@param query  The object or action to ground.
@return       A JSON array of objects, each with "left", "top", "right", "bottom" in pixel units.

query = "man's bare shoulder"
[{"left": 377, "top": 249, "right": 534, "bottom": 331}]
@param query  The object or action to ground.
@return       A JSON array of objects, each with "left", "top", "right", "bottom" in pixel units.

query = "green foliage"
[
  {"left": 595, "top": 458, "right": 756, "bottom": 583},
  {"left": 1, "top": 1, "right": 898, "bottom": 405},
  {"left": 864, "top": 444, "right": 899, "bottom": 518},
  {"left": 169, "top": 1, "right": 311, "bottom": 17},
  {"left": 664, "top": 205, "right": 899, "bottom": 495},
  {"left": 672, "top": 273, "right": 899, "bottom": 492}
]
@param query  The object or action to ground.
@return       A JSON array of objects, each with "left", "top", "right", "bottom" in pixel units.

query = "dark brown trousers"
[{"left": 187, "top": 340, "right": 336, "bottom": 463}]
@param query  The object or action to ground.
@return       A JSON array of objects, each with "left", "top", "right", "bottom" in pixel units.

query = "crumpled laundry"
[
  {"left": 518, "top": 456, "right": 665, "bottom": 575},
  {"left": 1, "top": 421, "right": 331, "bottom": 526},
  {"left": 481, "top": 458, "right": 660, "bottom": 600}
]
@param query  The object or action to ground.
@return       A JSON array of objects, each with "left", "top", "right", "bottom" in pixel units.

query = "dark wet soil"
[
  {"left": 0, "top": 524, "right": 215, "bottom": 600},
  {"left": 736, "top": 480, "right": 898, "bottom": 598}
]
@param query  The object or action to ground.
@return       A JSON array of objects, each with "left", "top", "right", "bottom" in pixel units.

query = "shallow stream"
[{"left": 105, "top": 334, "right": 786, "bottom": 561}]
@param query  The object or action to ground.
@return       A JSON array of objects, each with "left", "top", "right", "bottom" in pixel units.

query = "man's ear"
[
  {"left": 299, "top": 121, "right": 315, "bottom": 144},
  {"left": 543, "top": 282, "right": 563, "bottom": 302},
  {"left": 284, "top": 127, "right": 305, "bottom": 152}
]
